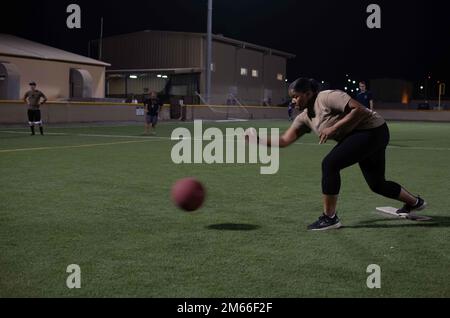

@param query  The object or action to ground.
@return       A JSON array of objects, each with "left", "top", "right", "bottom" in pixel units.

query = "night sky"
[{"left": 2, "top": 0, "right": 449, "bottom": 88}]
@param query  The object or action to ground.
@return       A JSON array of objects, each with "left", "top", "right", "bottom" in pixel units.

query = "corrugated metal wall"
[
  {"left": 235, "top": 48, "right": 265, "bottom": 105},
  {"left": 108, "top": 75, "right": 168, "bottom": 97},
  {"left": 101, "top": 31, "right": 290, "bottom": 105},
  {"left": 101, "top": 31, "right": 203, "bottom": 70},
  {"left": 108, "top": 73, "right": 200, "bottom": 102},
  {"left": 263, "top": 54, "right": 288, "bottom": 105},
  {"left": 210, "top": 41, "right": 288, "bottom": 105}
]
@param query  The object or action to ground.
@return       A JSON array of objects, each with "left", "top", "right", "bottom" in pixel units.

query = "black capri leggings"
[{"left": 322, "top": 123, "right": 401, "bottom": 199}]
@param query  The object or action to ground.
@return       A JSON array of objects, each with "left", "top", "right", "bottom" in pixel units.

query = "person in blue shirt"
[
  {"left": 288, "top": 100, "right": 295, "bottom": 121},
  {"left": 356, "top": 81, "right": 374, "bottom": 110}
]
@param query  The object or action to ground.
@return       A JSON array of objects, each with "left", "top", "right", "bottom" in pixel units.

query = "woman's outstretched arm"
[{"left": 245, "top": 125, "right": 306, "bottom": 148}]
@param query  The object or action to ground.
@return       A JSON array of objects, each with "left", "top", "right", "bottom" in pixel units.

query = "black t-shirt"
[
  {"left": 144, "top": 98, "right": 162, "bottom": 116},
  {"left": 356, "top": 91, "right": 373, "bottom": 108}
]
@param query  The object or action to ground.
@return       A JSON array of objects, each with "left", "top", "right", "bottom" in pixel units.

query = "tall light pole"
[
  {"left": 206, "top": 0, "right": 213, "bottom": 104},
  {"left": 99, "top": 17, "right": 104, "bottom": 60}
]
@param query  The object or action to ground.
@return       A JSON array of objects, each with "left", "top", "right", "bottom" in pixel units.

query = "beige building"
[
  {"left": 96, "top": 30, "right": 295, "bottom": 106},
  {"left": 0, "top": 34, "right": 110, "bottom": 101}
]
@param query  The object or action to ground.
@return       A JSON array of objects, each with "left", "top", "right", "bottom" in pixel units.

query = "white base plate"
[{"left": 376, "top": 206, "right": 432, "bottom": 221}]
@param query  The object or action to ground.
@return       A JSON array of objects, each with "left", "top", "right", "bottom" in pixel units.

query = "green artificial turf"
[{"left": 0, "top": 120, "right": 449, "bottom": 297}]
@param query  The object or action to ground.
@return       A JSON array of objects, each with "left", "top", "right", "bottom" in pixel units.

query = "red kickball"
[{"left": 171, "top": 178, "right": 206, "bottom": 212}]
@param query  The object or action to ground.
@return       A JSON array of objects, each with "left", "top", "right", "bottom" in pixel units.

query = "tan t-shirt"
[
  {"left": 291, "top": 90, "right": 385, "bottom": 141},
  {"left": 24, "top": 90, "right": 46, "bottom": 110}
]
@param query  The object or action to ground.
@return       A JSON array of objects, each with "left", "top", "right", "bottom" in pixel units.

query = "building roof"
[
  {"left": 106, "top": 67, "right": 203, "bottom": 74},
  {"left": 102, "top": 30, "right": 296, "bottom": 59},
  {"left": 0, "top": 34, "right": 110, "bottom": 67},
  {"left": 212, "top": 34, "right": 296, "bottom": 59}
]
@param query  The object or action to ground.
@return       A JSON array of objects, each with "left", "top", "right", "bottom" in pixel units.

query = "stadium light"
[
  {"left": 352, "top": 80, "right": 356, "bottom": 84},
  {"left": 344, "top": 87, "right": 348, "bottom": 90},
  {"left": 351, "top": 89, "right": 354, "bottom": 92},
  {"left": 157, "top": 74, "right": 162, "bottom": 78},
  {"left": 321, "top": 81, "right": 325, "bottom": 84},
  {"left": 162, "top": 75, "right": 168, "bottom": 79},
  {"left": 129, "top": 75, "right": 137, "bottom": 79},
  {"left": 420, "top": 86, "right": 424, "bottom": 90},
  {"left": 348, "top": 79, "right": 351, "bottom": 82}
]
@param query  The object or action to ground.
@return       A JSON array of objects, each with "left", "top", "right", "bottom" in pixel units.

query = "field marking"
[
  {"left": 2, "top": 130, "right": 450, "bottom": 152},
  {"left": 0, "top": 130, "right": 171, "bottom": 140},
  {"left": 0, "top": 131, "right": 67, "bottom": 136},
  {"left": 0, "top": 140, "right": 152, "bottom": 153},
  {"left": 0, "top": 120, "right": 260, "bottom": 131}
]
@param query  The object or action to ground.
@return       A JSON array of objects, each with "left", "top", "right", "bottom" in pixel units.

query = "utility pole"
[
  {"left": 206, "top": 0, "right": 213, "bottom": 104},
  {"left": 99, "top": 17, "right": 104, "bottom": 60}
]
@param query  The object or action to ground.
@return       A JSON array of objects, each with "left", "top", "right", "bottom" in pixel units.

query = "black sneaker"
[
  {"left": 397, "top": 196, "right": 427, "bottom": 216},
  {"left": 307, "top": 214, "right": 342, "bottom": 231}
]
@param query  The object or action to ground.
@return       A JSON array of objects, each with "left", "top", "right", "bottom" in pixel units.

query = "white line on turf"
[
  {"left": 0, "top": 130, "right": 167, "bottom": 140},
  {"left": 0, "top": 131, "right": 68, "bottom": 136},
  {"left": 0, "top": 140, "right": 152, "bottom": 153},
  {"left": 1, "top": 130, "right": 450, "bottom": 151}
]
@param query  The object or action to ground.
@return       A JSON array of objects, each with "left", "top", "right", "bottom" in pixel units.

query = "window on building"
[
  {"left": 252, "top": 70, "right": 259, "bottom": 78},
  {"left": 240, "top": 68, "right": 248, "bottom": 76},
  {"left": 277, "top": 74, "right": 283, "bottom": 81}
]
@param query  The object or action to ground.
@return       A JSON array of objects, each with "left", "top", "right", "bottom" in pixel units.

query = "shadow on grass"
[
  {"left": 206, "top": 223, "right": 261, "bottom": 231},
  {"left": 344, "top": 216, "right": 450, "bottom": 229}
]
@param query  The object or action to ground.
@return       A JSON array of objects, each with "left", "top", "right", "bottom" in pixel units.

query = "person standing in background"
[
  {"left": 288, "top": 100, "right": 295, "bottom": 121},
  {"left": 23, "top": 82, "right": 47, "bottom": 136},
  {"left": 143, "top": 92, "right": 162, "bottom": 135},
  {"left": 356, "top": 81, "right": 374, "bottom": 110}
]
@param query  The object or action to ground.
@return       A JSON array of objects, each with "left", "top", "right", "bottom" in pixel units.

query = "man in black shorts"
[
  {"left": 23, "top": 82, "right": 47, "bottom": 136},
  {"left": 143, "top": 92, "right": 162, "bottom": 135}
]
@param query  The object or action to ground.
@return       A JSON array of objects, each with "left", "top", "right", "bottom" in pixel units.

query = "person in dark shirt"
[
  {"left": 143, "top": 92, "right": 162, "bottom": 135},
  {"left": 288, "top": 100, "right": 295, "bottom": 121},
  {"left": 356, "top": 81, "right": 374, "bottom": 110},
  {"left": 23, "top": 82, "right": 47, "bottom": 136}
]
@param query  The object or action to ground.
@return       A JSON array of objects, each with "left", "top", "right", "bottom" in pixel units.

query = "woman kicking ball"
[{"left": 246, "top": 78, "right": 427, "bottom": 231}]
